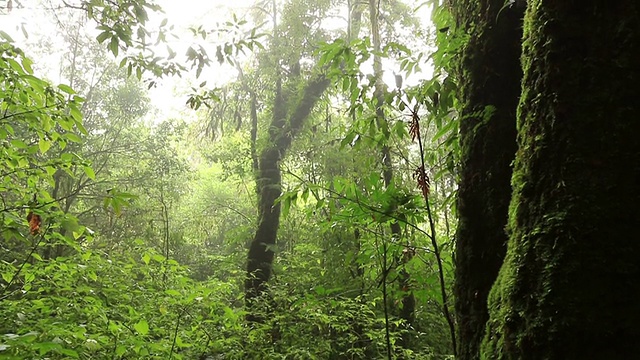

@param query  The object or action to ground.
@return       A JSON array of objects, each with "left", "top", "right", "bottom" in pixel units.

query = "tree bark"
[
  {"left": 482, "top": 1, "right": 640, "bottom": 358},
  {"left": 450, "top": 1, "right": 524, "bottom": 359},
  {"left": 245, "top": 75, "right": 329, "bottom": 319}
]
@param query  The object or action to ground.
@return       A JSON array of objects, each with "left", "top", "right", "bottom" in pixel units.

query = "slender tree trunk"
[
  {"left": 234, "top": 63, "right": 259, "bottom": 173},
  {"left": 368, "top": 0, "right": 415, "bottom": 350},
  {"left": 450, "top": 1, "right": 524, "bottom": 359},
  {"left": 249, "top": 91, "right": 259, "bottom": 172},
  {"left": 245, "top": 75, "right": 329, "bottom": 320},
  {"left": 482, "top": 1, "right": 640, "bottom": 358}
]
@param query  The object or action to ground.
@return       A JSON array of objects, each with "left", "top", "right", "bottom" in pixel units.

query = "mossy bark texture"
[
  {"left": 245, "top": 76, "right": 329, "bottom": 320},
  {"left": 451, "top": 1, "right": 524, "bottom": 359},
  {"left": 482, "top": 1, "right": 640, "bottom": 359}
]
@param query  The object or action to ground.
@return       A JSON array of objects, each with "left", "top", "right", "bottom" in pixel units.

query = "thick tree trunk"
[
  {"left": 451, "top": 1, "right": 524, "bottom": 359},
  {"left": 482, "top": 1, "right": 640, "bottom": 358},
  {"left": 245, "top": 76, "right": 329, "bottom": 319}
]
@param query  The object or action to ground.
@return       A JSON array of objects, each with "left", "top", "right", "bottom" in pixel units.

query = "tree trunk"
[
  {"left": 450, "top": 1, "right": 524, "bottom": 359},
  {"left": 482, "top": 1, "right": 640, "bottom": 358},
  {"left": 368, "top": 0, "right": 415, "bottom": 349},
  {"left": 245, "top": 75, "right": 329, "bottom": 320}
]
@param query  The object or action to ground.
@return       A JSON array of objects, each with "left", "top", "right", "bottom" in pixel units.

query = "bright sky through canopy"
[{"left": 0, "top": 0, "right": 432, "bottom": 120}]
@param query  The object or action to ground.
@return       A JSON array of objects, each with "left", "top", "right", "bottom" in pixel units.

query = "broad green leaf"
[
  {"left": 74, "top": 118, "right": 88, "bottom": 134},
  {"left": 134, "top": 320, "right": 149, "bottom": 335},
  {"left": 35, "top": 342, "right": 62, "bottom": 355},
  {"left": 83, "top": 165, "right": 96, "bottom": 180},
  {"left": 96, "top": 31, "right": 111, "bottom": 43},
  {"left": 116, "top": 345, "right": 127, "bottom": 356},
  {"left": 61, "top": 153, "right": 75, "bottom": 162},
  {"left": 152, "top": 254, "right": 165, "bottom": 262},
  {"left": 6, "top": 58, "right": 24, "bottom": 73},
  {"left": 109, "top": 36, "right": 119, "bottom": 56},
  {"left": 10, "top": 139, "right": 27, "bottom": 149},
  {"left": 38, "top": 139, "right": 51, "bottom": 154},
  {"left": 65, "top": 133, "right": 83, "bottom": 143},
  {"left": 2, "top": 272, "right": 13, "bottom": 283},
  {"left": 57, "top": 84, "right": 76, "bottom": 94}
]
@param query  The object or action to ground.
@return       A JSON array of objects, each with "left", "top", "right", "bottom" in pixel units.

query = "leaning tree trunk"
[
  {"left": 245, "top": 75, "right": 329, "bottom": 320},
  {"left": 450, "top": 1, "right": 524, "bottom": 359},
  {"left": 482, "top": 1, "right": 640, "bottom": 359}
]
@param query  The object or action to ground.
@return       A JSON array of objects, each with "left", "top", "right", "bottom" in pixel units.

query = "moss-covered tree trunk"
[
  {"left": 482, "top": 1, "right": 640, "bottom": 358},
  {"left": 450, "top": 1, "right": 524, "bottom": 359},
  {"left": 245, "top": 76, "right": 329, "bottom": 320}
]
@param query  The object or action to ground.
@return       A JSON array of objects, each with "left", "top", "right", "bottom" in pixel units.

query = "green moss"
[
  {"left": 451, "top": 1, "right": 524, "bottom": 359},
  {"left": 481, "top": 0, "right": 640, "bottom": 358}
]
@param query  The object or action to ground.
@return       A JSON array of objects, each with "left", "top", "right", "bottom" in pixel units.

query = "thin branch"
[
  {"left": 410, "top": 106, "right": 457, "bottom": 356},
  {"left": 168, "top": 307, "right": 185, "bottom": 359}
]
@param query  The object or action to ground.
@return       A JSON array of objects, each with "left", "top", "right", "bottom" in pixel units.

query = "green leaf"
[
  {"left": 34, "top": 342, "right": 62, "bottom": 355},
  {"left": 340, "top": 131, "right": 356, "bottom": 149},
  {"left": 96, "top": 31, "right": 111, "bottom": 43},
  {"left": 69, "top": 106, "right": 86, "bottom": 123},
  {"left": 165, "top": 289, "right": 181, "bottom": 296},
  {"left": 65, "top": 133, "right": 83, "bottom": 143},
  {"left": 57, "top": 84, "right": 76, "bottom": 94},
  {"left": 281, "top": 195, "right": 291, "bottom": 217},
  {"left": 152, "top": 254, "right": 165, "bottom": 262},
  {"left": 0, "top": 31, "right": 15, "bottom": 42},
  {"left": 74, "top": 118, "right": 88, "bottom": 134},
  {"left": 10, "top": 139, "right": 27, "bottom": 149},
  {"left": 2, "top": 272, "right": 12, "bottom": 283},
  {"left": 109, "top": 37, "right": 119, "bottom": 56},
  {"left": 38, "top": 139, "right": 51, "bottom": 154},
  {"left": 21, "top": 57, "right": 33, "bottom": 74},
  {"left": 6, "top": 58, "right": 24, "bottom": 73},
  {"left": 134, "top": 320, "right": 149, "bottom": 335},
  {"left": 116, "top": 345, "right": 127, "bottom": 356},
  {"left": 60, "top": 153, "right": 75, "bottom": 162},
  {"left": 433, "top": 118, "right": 457, "bottom": 141},
  {"left": 24, "top": 272, "right": 35, "bottom": 283},
  {"left": 83, "top": 166, "right": 96, "bottom": 180}
]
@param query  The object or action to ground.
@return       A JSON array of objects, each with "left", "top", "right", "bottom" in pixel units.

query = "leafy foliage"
[
  {"left": 1, "top": 0, "right": 461, "bottom": 359},
  {"left": 0, "top": 36, "right": 89, "bottom": 272}
]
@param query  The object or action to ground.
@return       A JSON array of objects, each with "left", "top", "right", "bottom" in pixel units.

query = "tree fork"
[{"left": 245, "top": 75, "right": 329, "bottom": 320}]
